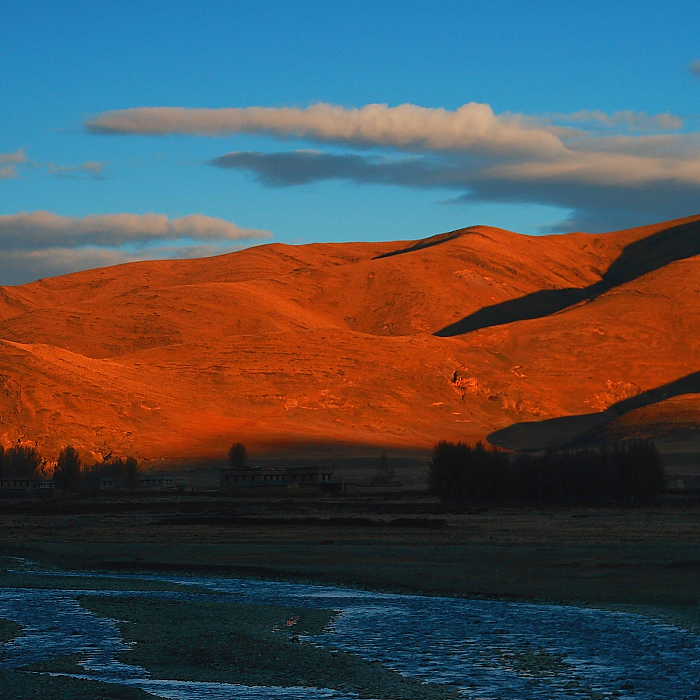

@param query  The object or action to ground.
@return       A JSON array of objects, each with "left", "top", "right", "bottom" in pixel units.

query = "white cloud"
[
  {"left": 0, "top": 211, "right": 272, "bottom": 284},
  {"left": 88, "top": 100, "right": 700, "bottom": 233},
  {"left": 0, "top": 166, "right": 18, "bottom": 180},
  {"left": 90, "top": 100, "right": 700, "bottom": 192},
  {"left": 87, "top": 102, "right": 567, "bottom": 157},
  {"left": 87, "top": 103, "right": 689, "bottom": 154},
  {"left": 486, "top": 151, "right": 700, "bottom": 186},
  {"left": 0, "top": 211, "right": 271, "bottom": 251}
]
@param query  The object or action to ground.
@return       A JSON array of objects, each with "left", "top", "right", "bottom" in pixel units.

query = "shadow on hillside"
[
  {"left": 436, "top": 217, "right": 700, "bottom": 336},
  {"left": 373, "top": 229, "right": 468, "bottom": 259},
  {"left": 488, "top": 371, "right": 700, "bottom": 451}
]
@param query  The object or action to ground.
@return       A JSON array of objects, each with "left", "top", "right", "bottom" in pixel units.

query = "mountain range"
[{"left": 1, "top": 214, "right": 698, "bottom": 466}]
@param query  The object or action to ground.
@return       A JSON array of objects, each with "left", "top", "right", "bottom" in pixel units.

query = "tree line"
[
  {"left": 0, "top": 444, "right": 46, "bottom": 479},
  {"left": 429, "top": 440, "right": 665, "bottom": 506},
  {"left": 0, "top": 443, "right": 140, "bottom": 492}
]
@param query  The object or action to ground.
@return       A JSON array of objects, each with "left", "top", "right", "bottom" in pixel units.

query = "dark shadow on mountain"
[
  {"left": 373, "top": 229, "right": 468, "bottom": 259},
  {"left": 436, "top": 217, "right": 700, "bottom": 336},
  {"left": 436, "top": 287, "right": 589, "bottom": 335},
  {"left": 488, "top": 371, "right": 700, "bottom": 451}
]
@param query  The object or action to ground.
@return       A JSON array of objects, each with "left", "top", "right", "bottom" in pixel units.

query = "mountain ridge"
[{"left": 1, "top": 214, "right": 698, "bottom": 463}]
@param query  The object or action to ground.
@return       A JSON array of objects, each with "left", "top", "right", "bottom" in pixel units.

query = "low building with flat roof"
[
  {"left": 220, "top": 465, "right": 338, "bottom": 492},
  {"left": 0, "top": 478, "right": 55, "bottom": 497}
]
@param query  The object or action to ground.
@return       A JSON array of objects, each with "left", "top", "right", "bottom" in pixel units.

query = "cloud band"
[
  {"left": 0, "top": 212, "right": 271, "bottom": 285},
  {"left": 0, "top": 211, "right": 270, "bottom": 251}
]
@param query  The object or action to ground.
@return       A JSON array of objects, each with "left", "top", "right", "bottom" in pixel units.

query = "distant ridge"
[{"left": 0, "top": 214, "right": 699, "bottom": 463}]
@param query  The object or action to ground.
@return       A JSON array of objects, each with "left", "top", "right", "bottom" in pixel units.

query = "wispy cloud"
[
  {"left": 0, "top": 149, "right": 27, "bottom": 165},
  {"left": 0, "top": 243, "right": 236, "bottom": 286},
  {"left": 46, "top": 160, "right": 106, "bottom": 179},
  {"left": 0, "top": 150, "right": 110, "bottom": 182},
  {"left": 691, "top": 60, "right": 700, "bottom": 76},
  {"left": 544, "top": 110, "right": 683, "bottom": 130},
  {"left": 0, "top": 211, "right": 272, "bottom": 285},
  {"left": 0, "top": 150, "right": 27, "bottom": 179},
  {"left": 0, "top": 211, "right": 269, "bottom": 251}
]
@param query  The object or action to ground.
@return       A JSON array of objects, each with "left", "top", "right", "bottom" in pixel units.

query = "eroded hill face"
[{"left": 0, "top": 215, "right": 699, "bottom": 462}]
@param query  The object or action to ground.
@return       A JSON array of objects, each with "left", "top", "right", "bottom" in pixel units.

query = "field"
[
  {"left": 0, "top": 491, "right": 699, "bottom": 699},
  {"left": 2, "top": 492, "right": 699, "bottom": 629},
  {"left": 77, "top": 595, "right": 457, "bottom": 699}
]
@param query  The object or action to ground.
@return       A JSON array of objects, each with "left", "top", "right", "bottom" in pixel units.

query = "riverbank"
[
  {"left": 0, "top": 568, "right": 211, "bottom": 593},
  {"left": 78, "top": 595, "right": 458, "bottom": 699},
  {"left": 0, "top": 570, "right": 458, "bottom": 698},
  {"left": 1, "top": 615, "right": 154, "bottom": 700},
  {"left": 1, "top": 500, "right": 698, "bottom": 631},
  {"left": 1, "top": 546, "right": 698, "bottom": 700},
  {"left": 0, "top": 671, "right": 155, "bottom": 700}
]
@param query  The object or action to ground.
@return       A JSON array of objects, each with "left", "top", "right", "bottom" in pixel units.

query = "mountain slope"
[{"left": 0, "top": 214, "right": 698, "bottom": 462}]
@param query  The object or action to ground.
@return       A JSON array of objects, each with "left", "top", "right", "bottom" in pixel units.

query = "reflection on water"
[{"left": 1, "top": 560, "right": 699, "bottom": 699}]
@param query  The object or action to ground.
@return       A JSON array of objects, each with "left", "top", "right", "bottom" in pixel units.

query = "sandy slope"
[{"left": 0, "top": 215, "right": 698, "bottom": 461}]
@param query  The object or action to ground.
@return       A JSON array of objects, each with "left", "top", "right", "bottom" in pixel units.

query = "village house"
[
  {"left": 665, "top": 475, "right": 700, "bottom": 502},
  {"left": 0, "top": 478, "right": 55, "bottom": 497},
  {"left": 99, "top": 473, "right": 190, "bottom": 491},
  {"left": 220, "top": 465, "right": 338, "bottom": 492}
]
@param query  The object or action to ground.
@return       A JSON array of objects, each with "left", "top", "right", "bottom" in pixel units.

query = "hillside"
[{"left": 0, "top": 214, "right": 698, "bottom": 464}]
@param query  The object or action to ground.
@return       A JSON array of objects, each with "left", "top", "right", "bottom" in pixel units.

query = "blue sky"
[{"left": 2, "top": 0, "right": 700, "bottom": 284}]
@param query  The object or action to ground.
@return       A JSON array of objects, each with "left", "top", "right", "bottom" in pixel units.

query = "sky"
[{"left": 3, "top": 0, "right": 700, "bottom": 285}]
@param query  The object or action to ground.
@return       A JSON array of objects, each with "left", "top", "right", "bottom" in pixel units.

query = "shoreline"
[
  {"left": 2, "top": 502, "right": 698, "bottom": 637},
  {"left": 1, "top": 555, "right": 697, "bottom": 699},
  {"left": 6, "top": 551, "right": 699, "bottom": 637}
]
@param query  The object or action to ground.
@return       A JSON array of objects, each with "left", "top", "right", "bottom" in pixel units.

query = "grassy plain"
[
  {"left": 2, "top": 495, "right": 698, "bottom": 621},
  {"left": 0, "top": 618, "right": 22, "bottom": 643},
  {"left": 78, "top": 595, "right": 457, "bottom": 699},
  {"left": 1, "top": 494, "right": 698, "bottom": 698}
]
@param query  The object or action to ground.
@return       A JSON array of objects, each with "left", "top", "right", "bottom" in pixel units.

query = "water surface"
[{"left": 1, "top": 561, "right": 698, "bottom": 699}]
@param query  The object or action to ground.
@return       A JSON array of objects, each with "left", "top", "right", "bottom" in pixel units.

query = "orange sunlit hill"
[{"left": 1, "top": 214, "right": 699, "bottom": 464}]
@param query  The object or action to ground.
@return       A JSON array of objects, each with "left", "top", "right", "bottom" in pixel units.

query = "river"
[{"left": 0, "top": 561, "right": 698, "bottom": 699}]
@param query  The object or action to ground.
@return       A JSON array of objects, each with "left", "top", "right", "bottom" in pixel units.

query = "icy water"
[{"left": 0, "top": 560, "right": 699, "bottom": 699}]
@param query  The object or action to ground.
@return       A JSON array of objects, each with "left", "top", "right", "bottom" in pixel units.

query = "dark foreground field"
[
  {"left": 2, "top": 494, "right": 699, "bottom": 629},
  {"left": 1, "top": 494, "right": 699, "bottom": 699}
]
